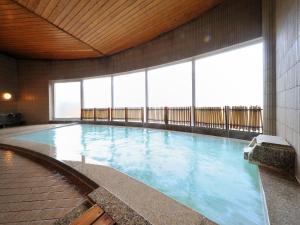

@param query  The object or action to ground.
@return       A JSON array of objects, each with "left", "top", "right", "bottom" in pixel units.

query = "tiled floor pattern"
[
  {"left": 0, "top": 149, "right": 86, "bottom": 225},
  {"left": 259, "top": 167, "right": 300, "bottom": 225}
]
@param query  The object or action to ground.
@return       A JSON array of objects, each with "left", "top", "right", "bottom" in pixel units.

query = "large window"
[
  {"left": 54, "top": 82, "right": 81, "bottom": 119},
  {"left": 148, "top": 62, "right": 192, "bottom": 107},
  {"left": 195, "top": 43, "right": 263, "bottom": 107},
  {"left": 51, "top": 41, "right": 263, "bottom": 120},
  {"left": 113, "top": 71, "right": 145, "bottom": 107},
  {"left": 83, "top": 77, "right": 111, "bottom": 108}
]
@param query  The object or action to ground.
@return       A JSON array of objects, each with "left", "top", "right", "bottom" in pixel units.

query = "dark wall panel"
[{"left": 0, "top": 54, "right": 18, "bottom": 113}]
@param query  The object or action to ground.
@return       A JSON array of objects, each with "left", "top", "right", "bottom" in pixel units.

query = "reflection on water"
[{"left": 14, "top": 124, "right": 267, "bottom": 225}]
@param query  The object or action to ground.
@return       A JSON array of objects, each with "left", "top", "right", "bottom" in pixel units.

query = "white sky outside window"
[
  {"left": 83, "top": 77, "right": 111, "bottom": 108},
  {"left": 195, "top": 42, "right": 263, "bottom": 107},
  {"left": 54, "top": 82, "right": 81, "bottom": 118},
  {"left": 113, "top": 71, "right": 145, "bottom": 107},
  {"left": 148, "top": 62, "right": 192, "bottom": 107}
]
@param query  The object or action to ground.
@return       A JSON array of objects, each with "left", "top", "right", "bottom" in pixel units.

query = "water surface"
[{"left": 14, "top": 124, "right": 267, "bottom": 225}]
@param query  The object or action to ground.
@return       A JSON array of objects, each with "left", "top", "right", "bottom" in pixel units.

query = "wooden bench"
[{"left": 70, "top": 204, "right": 115, "bottom": 225}]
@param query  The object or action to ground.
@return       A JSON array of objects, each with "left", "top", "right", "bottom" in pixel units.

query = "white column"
[
  {"left": 145, "top": 69, "right": 149, "bottom": 123},
  {"left": 80, "top": 80, "right": 84, "bottom": 109},
  {"left": 192, "top": 60, "right": 196, "bottom": 126},
  {"left": 111, "top": 76, "right": 114, "bottom": 108}
]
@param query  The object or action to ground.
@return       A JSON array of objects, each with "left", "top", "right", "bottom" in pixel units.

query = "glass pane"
[
  {"left": 83, "top": 77, "right": 111, "bottom": 108},
  {"left": 195, "top": 43, "right": 263, "bottom": 107},
  {"left": 54, "top": 82, "right": 81, "bottom": 118},
  {"left": 148, "top": 62, "right": 192, "bottom": 107},
  {"left": 113, "top": 71, "right": 145, "bottom": 107}
]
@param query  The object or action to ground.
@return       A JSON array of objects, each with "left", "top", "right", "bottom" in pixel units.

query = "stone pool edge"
[{"left": 0, "top": 125, "right": 216, "bottom": 225}]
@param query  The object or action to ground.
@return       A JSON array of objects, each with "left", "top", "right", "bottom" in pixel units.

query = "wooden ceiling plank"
[
  {"left": 0, "top": 18, "right": 45, "bottom": 24},
  {"left": 101, "top": 9, "right": 209, "bottom": 54},
  {"left": 82, "top": 0, "right": 158, "bottom": 43},
  {"left": 11, "top": 0, "right": 105, "bottom": 55},
  {"left": 88, "top": 0, "right": 181, "bottom": 45},
  {"left": 58, "top": 0, "right": 91, "bottom": 28},
  {"left": 0, "top": 34, "right": 94, "bottom": 43},
  {"left": 1, "top": 51, "right": 99, "bottom": 59},
  {"left": 25, "top": 0, "right": 41, "bottom": 9},
  {"left": 16, "top": 0, "right": 28, "bottom": 5},
  {"left": 47, "top": 0, "right": 70, "bottom": 22},
  {"left": 53, "top": 0, "right": 81, "bottom": 25},
  {"left": 1, "top": 0, "right": 102, "bottom": 59},
  {"left": 102, "top": 10, "right": 201, "bottom": 54},
  {"left": 0, "top": 41, "right": 97, "bottom": 47},
  {"left": 75, "top": 0, "right": 145, "bottom": 39},
  {"left": 63, "top": 0, "right": 108, "bottom": 32},
  {"left": 1, "top": 44, "right": 95, "bottom": 49},
  {"left": 88, "top": 0, "right": 176, "bottom": 45},
  {"left": 0, "top": 3, "right": 23, "bottom": 9},
  {"left": 0, "top": 32, "right": 83, "bottom": 37},
  {"left": 41, "top": 0, "right": 60, "bottom": 19},
  {"left": 68, "top": 0, "right": 121, "bottom": 36},
  {"left": 102, "top": 21, "right": 205, "bottom": 54},
  {"left": 1, "top": 32, "right": 94, "bottom": 39},
  {"left": 92, "top": 0, "right": 219, "bottom": 51},
  {"left": 33, "top": 0, "right": 50, "bottom": 15},
  {"left": 0, "top": 8, "right": 30, "bottom": 15}
]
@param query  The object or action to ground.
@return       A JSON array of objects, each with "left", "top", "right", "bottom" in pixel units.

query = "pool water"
[{"left": 14, "top": 124, "right": 268, "bottom": 225}]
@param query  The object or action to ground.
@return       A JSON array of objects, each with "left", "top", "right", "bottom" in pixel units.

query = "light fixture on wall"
[
  {"left": 2, "top": 92, "right": 12, "bottom": 101},
  {"left": 203, "top": 34, "right": 212, "bottom": 43}
]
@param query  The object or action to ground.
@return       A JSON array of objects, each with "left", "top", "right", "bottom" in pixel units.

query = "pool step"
[{"left": 70, "top": 204, "right": 115, "bottom": 225}]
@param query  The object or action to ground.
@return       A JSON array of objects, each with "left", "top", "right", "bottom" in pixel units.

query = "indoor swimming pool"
[{"left": 13, "top": 124, "right": 268, "bottom": 225}]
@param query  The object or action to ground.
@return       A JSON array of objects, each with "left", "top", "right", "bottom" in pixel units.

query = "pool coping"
[{"left": 0, "top": 124, "right": 217, "bottom": 225}]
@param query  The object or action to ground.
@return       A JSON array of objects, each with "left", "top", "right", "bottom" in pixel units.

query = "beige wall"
[
  {"left": 17, "top": 0, "right": 262, "bottom": 124},
  {"left": 0, "top": 54, "right": 18, "bottom": 113},
  {"left": 276, "top": 0, "right": 300, "bottom": 180}
]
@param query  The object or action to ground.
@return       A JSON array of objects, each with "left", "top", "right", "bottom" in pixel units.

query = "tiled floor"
[
  {"left": 0, "top": 149, "right": 86, "bottom": 225},
  {"left": 259, "top": 167, "right": 300, "bottom": 225}
]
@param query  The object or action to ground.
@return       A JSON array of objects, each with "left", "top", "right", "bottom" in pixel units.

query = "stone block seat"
[{"left": 244, "top": 135, "right": 296, "bottom": 174}]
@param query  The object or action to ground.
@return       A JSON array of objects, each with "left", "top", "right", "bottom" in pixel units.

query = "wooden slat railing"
[
  {"left": 80, "top": 106, "right": 263, "bottom": 133},
  {"left": 147, "top": 107, "right": 165, "bottom": 123},
  {"left": 194, "top": 107, "right": 226, "bottom": 129},
  {"left": 81, "top": 108, "right": 94, "bottom": 120},
  {"left": 127, "top": 107, "right": 144, "bottom": 122},
  {"left": 95, "top": 108, "right": 110, "bottom": 121},
  {"left": 111, "top": 108, "right": 126, "bottom": 121},
  {"left": 248, "top": 106, "right": 263, "bottom": 132},
  {"left": 228, "top": 106, "right": 248, "bottom": 130},
  {"left": 168, "top": 107, "right": 191, "bottom": 126},
  {"left": 228, "top": 106, "right": 263, "bottom": 132}
]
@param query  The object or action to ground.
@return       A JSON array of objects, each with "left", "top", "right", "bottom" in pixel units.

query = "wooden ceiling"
[{"left": 0, "top": 0, "right": 223, "bottom": 59}]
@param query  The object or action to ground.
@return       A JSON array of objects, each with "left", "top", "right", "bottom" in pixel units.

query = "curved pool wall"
[{"left": 12, "top": 124, "right": 268, "bottom": 225}]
